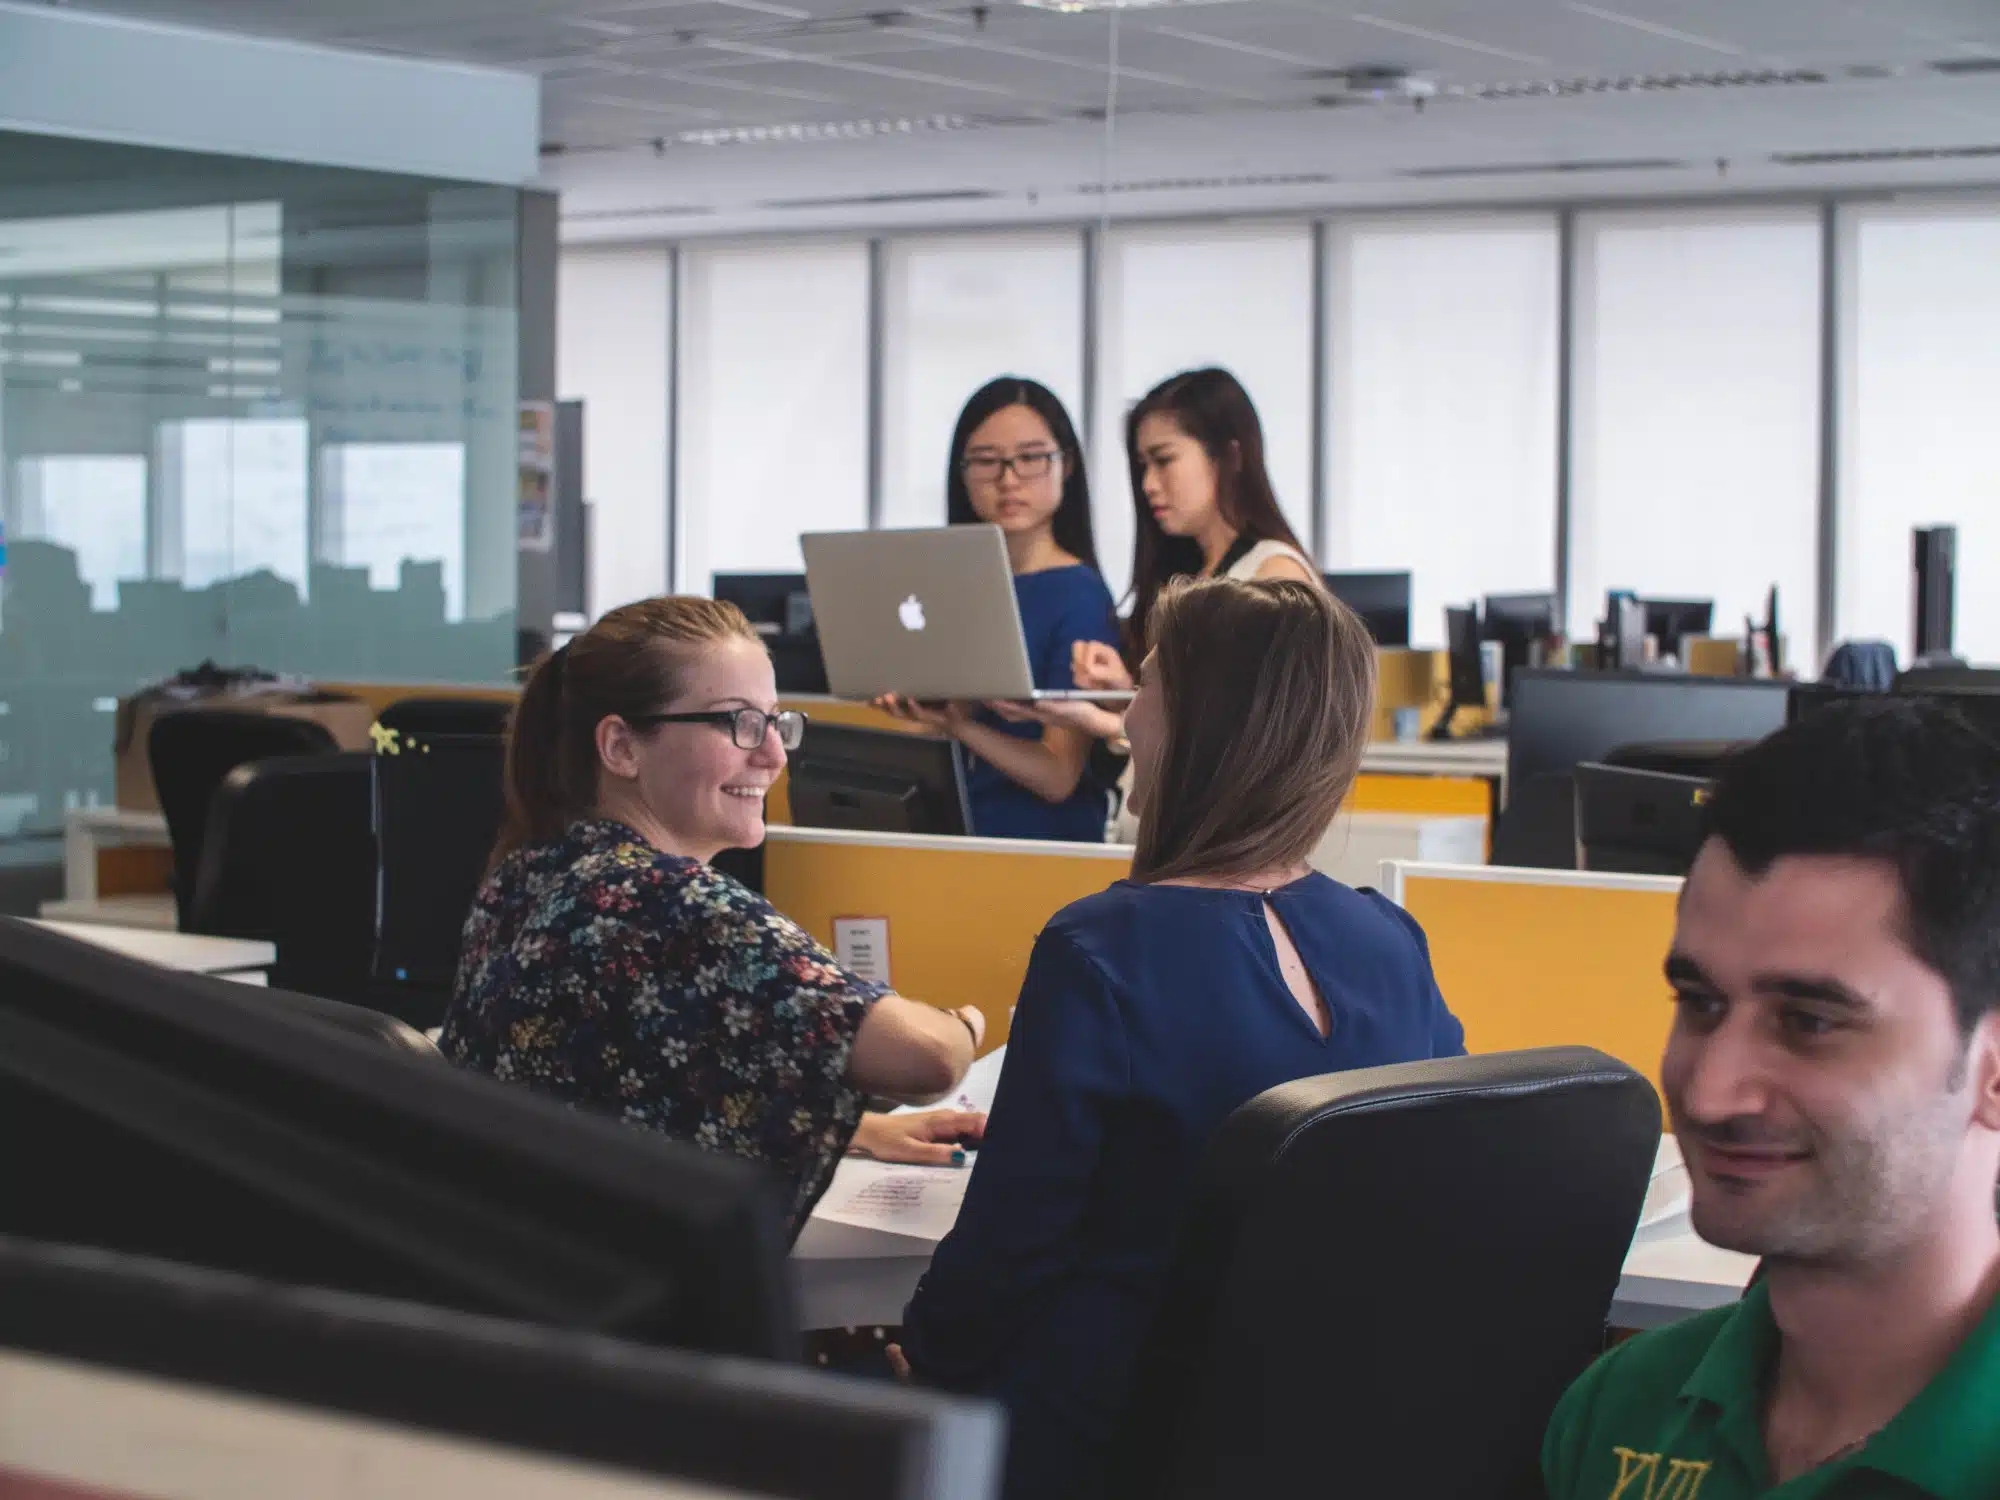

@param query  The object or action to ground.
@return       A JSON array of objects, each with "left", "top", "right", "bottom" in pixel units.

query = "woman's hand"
[
  {"left": 885, "top": 1344, "right": 912, "bottom": 1381},
  {"left": 850, "top": 1109, "right": 987, "bottom": 1166},
  {"left": 1072, "top": 641, "right": 1135, "bottom": 693},
  {"left": 873, "top": 693, "right": 970, "bottom": 736},
  {"left": 985, "top": 698, "right": 1126, "bottom": 740}
]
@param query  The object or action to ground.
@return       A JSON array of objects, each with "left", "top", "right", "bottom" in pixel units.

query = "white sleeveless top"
[
  {"left": 1225, "top": 538, "right": 1316, "bottom": 581},
  {"left": 1107, "top": 537, "right": 1320, "bottom": 842}
]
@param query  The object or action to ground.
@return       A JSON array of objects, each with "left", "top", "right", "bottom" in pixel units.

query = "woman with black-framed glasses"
[
  {"left": 439, "top": 596, "right": 992, "bottom": 1237},
  {"left": 876, "top": 376, "right": 1121, "bottom": 843}
]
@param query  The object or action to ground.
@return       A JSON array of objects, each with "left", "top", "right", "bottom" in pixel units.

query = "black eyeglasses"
[
  {"left": 961, "top": 450, "right": 1061, "bottom": 484},
  {"left": 627, "top": 708, "right": 807, "bottom": 751}
]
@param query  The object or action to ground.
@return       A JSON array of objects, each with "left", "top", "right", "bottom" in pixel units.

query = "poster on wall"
[{"left": 517, "top": 401, "right": 555, "bottom": 552}]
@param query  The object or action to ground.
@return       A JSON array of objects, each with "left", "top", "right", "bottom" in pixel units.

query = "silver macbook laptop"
[{"left": 800, "top": 525, "right": 1134, "bottom": 702}]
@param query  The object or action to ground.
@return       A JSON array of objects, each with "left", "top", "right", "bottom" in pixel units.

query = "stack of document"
[{"left": 810, "top": 1046, "right": 1007, "bottom": 1243}]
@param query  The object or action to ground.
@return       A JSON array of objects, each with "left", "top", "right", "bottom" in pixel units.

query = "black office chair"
[
  {"left": 1112, "top": 1046, "right": 1660, "bottom": 1500},
  {"left": 376, "top": 696, "right": 515, "bottom": 741},
  {"left": 149, "top": 709, "right": 338, "bottom": 928},
  {"left": 259, "top": 982, "right": 443, "bottom": 1059},
  {"left": 188, "top": 754, "right": 378, "bottom": 1007}
]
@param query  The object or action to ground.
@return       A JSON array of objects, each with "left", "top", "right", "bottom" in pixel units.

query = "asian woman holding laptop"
[
  {"left": 894, "top": 577, "right": 1465, "bottom": 1500},
  {"left": 875, "top": 377, "right": 1121, "bottom": 843}
]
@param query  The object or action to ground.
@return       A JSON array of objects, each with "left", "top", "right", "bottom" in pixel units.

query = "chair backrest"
[
  {"left": 257, "top": 981, "right": 444, "bottom": 1058},
  {"left": 149, "top": 709, "right": 338, "bottom": 926},
  {"left": 189, "top": 754, "right": 376, "bottom": 1005},
  {"left": 376, "top": 696, "right": 515, "bottom": 740},
  {"left": 1114, "top": 1046, "right": 1660, "bottom": 1500}
]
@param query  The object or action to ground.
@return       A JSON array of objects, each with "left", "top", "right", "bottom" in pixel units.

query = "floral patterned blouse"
[{"left": 439, "top": 818, "right": 885, "bottom": 1236}]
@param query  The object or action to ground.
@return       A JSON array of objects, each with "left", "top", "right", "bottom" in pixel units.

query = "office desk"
[
  {"left": 791, "top": 1133, "right": 1754, "bottom": 1333},
  {"left": 1361, "top": 739, "right": 1508, "bottom": 782},
  {"left": 31, "top": 919, "right": 273, "bottom": 983}
]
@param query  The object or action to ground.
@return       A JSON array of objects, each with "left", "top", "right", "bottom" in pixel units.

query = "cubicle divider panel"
[
  {"left": 1382, "top": 862, "right": 1683, "bottom": 1099},
  {"left": 1349, "top": 774, "right": 1490, "bottom": 820},
  {"left": 763, "top": 827, "right": 1130, "bottom": 1050}
]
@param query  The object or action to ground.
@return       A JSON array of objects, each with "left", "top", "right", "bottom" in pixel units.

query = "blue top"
[
  {"left": 899, "top": 873, "right": 1466, "bottom": 1500},
  {"left": 966, "top": 563, "right": 1119, "bottom": 843}
]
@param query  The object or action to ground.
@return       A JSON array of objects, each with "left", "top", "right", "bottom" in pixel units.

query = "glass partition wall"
[{"left": 0, "top": 131, "right": 520, "bottom": 845}]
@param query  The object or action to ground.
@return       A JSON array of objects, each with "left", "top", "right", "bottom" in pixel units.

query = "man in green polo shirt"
[{"left": 1544, "top": 697, "right": 2000, "bottom": 1500}]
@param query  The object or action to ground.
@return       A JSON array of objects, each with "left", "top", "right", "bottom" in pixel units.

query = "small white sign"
[{"left": 833, "top": 916, "right": 891, "bottom": 986}]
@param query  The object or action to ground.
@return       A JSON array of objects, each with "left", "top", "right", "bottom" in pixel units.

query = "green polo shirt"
[{"left": 1543, "top": 1281, "right": 2000, "bottom": 1499}]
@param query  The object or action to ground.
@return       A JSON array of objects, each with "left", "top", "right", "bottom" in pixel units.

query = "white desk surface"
[
  {"left": 66, "top": 806, "right": 169, "bottom": 838},
  {"left": 1360, "top": 739, "right": 1509, "bottom": 779},
  {"left": 38, "top": 894, "right": 178, "bottom": 931},
  {"left": 791, "top": 1103, "right": 1752, "bottom": 1333},
  {"left": 31, "top": 918, "right": 274, "bottom": 975}
]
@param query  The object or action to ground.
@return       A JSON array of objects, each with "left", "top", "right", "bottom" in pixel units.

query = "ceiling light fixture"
[
  {"left": 1018, "top": 0, "right": 1254, "bottom": 13},
  {"left": 673, "top": 114, "right": 973, "bottom": 146}
]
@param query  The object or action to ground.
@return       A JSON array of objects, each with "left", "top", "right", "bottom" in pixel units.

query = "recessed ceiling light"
[
  {"left": 1018, "top": 0, "right": 1252, "bottom": 12},
  {"left": 672, "top": 114, "right": 973, "bottom": 145}
]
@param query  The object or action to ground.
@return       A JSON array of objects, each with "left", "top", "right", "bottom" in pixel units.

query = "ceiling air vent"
[
  {"left": 1771, "top": 144, "right": 2000, "bottom": 166},
  {"left": 1402, "top": 159, "right": 1685, "bottom": 179},
  {"left": 1464, "top": 68, "right": 1825, "bottom": 101},
  {"left": 1930, "top": 56, "right": 2000, "bottom": 76},
  {"left": 1075, "top": 171, "right": 1334, "bottom": 195},
  {"left": 760, "top": 188, "right": 1002, "bottom": 209}
]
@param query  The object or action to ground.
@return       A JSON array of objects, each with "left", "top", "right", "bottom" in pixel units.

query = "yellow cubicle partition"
[
  {"left": 763, "top": 826, "right": 1129, "bottom": 1050},
  {"left": 1383, "top": 861, "right": 1682, "bottom": 1099}
]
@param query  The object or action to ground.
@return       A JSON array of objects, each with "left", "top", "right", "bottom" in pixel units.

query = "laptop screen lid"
[{"left": 801, "top": 526, "right": 1039, "bottom": 700}]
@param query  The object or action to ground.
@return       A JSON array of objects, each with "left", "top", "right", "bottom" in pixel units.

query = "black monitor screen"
[
  {"left": 716, "top": 573, "right": 827, "bottom": 694},
  {"left": 1481, "top": 593, "right": 1558, "bottom": 702},
  {"left": 1507, "top": 670, "right": 1790, "bottom": 802},
  {"left": 787, "top": 725, "right": 971, "bottom": 837},
  {"left": 0, "top": 920, "right": 797, "bottom": 1359},
  {"left": 374, "top": 733, "right": 506, "bottom": 989},
  {"left": 1323, "top": 572, "right": 1411, "bottom": 648},
  {"left": 1574, "top": 763, "right": 1712, "bottom": 878},
  {"left": 1641, "top": 598, "right": 1715, "bottom": 656}
]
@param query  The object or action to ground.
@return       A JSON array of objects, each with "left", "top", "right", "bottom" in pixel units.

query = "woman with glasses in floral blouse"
[
  {"left": 876, "top": 377, "right": 1121, "bottom": 843},
  {"left": 440, "top": 597, "right": 989, "bottom": 1236}
]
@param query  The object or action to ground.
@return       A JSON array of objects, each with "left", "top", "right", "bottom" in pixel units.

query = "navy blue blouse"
[
  {"left": 899, "top": 872, "right": 1466, "bottom": 1500},
  {"left": 965, "top": 563, "right": 1119, "bottom": 843}
]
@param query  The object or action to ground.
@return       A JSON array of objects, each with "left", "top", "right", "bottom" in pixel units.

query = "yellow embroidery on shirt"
[{"left": 1608, "top": 1449, "right": 1712, "bottom": 1500}]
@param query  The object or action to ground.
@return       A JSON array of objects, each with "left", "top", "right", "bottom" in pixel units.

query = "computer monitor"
[
  {"left": 0, "top": 1238, "right": 1002, "bottom": 1500},
  {"left": 1480, "top": 592, "right": 1558, "bottom": 704},
  {"left": 1574, "top": 763, "right": 1712, "bottom": 878},
  {"left": 1496, "top": 671, "right": 1790, "bottom": 869},
  {"left": 1599, "top": 594, "right": 1649, "bottom": 670},
  {"left": 786, "top": 724, "right": 972, "bottom": 836},
  {"left": 0, "top": 919, "right": 796, "bottom": 1359},
  {"left": 1639, "top": 599, "right": 1714, "bottom": 661},
  {"left": 1432, "top": 605, "right": 1486, "bottom": 742},
  {"left": 1322, "top": 572, "right": 1411, "bottom": 648},
  {"left": 374, "top": 732, "right": 506, "bottom": 990},
  {"left": 715, "top": 573, "right": 830, "bottom": 694},
  {"left": 1914, "top": 526, "right": 1956, "bottom": 662}
]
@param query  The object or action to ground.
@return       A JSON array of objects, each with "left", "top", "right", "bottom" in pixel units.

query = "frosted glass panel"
[
  {"left": 159, "top": 416, "right": 310, "bottom": 596},
  {"left": 10, "top": 455, "right": 145, "bottom": 610},
  {"left": 881, "top": 232, "right": 1084, "bottom": 531},
  {"left": 318, "top": 442, "right": 467, "bottom": 621},
  {"left": 1094, "top": 225, "right": 1314, "bottom": 600},
  {"left": 677, "top": 241, "right": 868, "bottom": 593},
  {"left": 1838, "top": 202, "right": 2000, "bottom": 664},
  {"left": 1325, "top": 215, "right": 1559, "bottom": 646},
  {"left": 1571, "top": 209, "right": 1821, "bottom": 654}
]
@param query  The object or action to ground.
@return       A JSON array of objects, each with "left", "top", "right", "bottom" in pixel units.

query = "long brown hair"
[
  {"left": 1131, "top": 577, "right": 1377, "bottom": 886},
  {"left": 493, "top": 596, "right": 762, "bottom": 864},
  {"left": 1123, "top": 367, "right": 1309, "bottom": 665}
]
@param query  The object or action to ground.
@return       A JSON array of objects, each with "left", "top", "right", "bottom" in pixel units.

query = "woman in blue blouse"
[
  {"left": 877, "top": 377, "right": 1119, "bottom": 842},
  {"left": 895, "top": 577, "right": 1468, "bottom": 1499}
]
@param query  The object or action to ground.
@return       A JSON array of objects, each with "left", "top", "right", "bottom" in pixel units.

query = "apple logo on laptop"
[{"left": 898, "top": 594, "right": 927, "bottom": 632}]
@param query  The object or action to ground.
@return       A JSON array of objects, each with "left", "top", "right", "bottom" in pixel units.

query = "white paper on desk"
[
  {"left": 813, "top": 1158, "right": 972, "bottom": 1242},
  {"left": 893, "top": 1043, "right": 1006, "bottom": 1119},
  {"left": 1639, "top": 1136, "right": 1692, "bottom": 1229}
]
